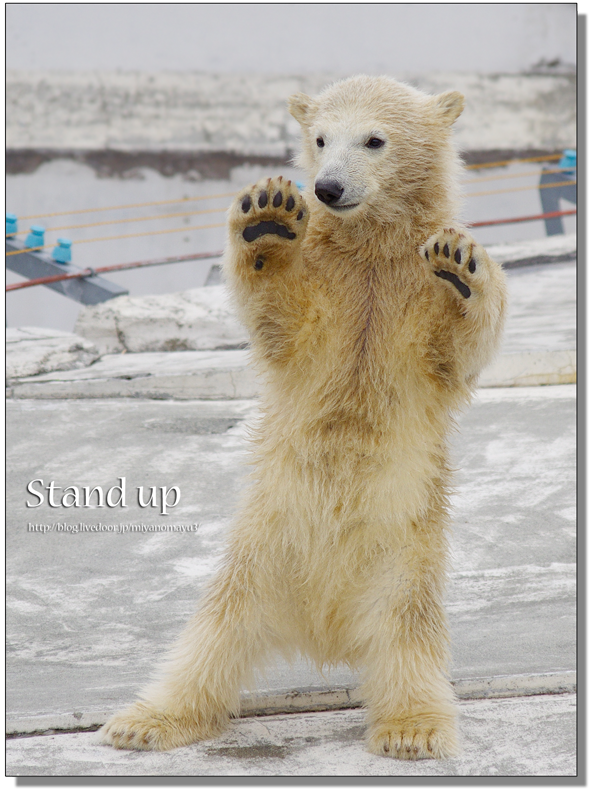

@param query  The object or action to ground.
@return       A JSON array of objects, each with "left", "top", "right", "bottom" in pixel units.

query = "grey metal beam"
[
  {"left": 5, "top": 239, "right": 129, "bottom": 304},
  {"left": 539, "top": 171, "right": 577, "bottom": 236}
]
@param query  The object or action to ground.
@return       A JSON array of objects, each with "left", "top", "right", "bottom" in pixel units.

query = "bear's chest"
[{"left": 319, "top": 265, "right": 420, "bottom": 375}]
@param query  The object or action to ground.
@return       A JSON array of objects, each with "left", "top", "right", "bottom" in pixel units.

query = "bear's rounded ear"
[
  {"left": 288, "top": 93, "right": 318, "bottom": 126},
  {"left": 433, "top": 91, "right": 465, "bottom": 125}
]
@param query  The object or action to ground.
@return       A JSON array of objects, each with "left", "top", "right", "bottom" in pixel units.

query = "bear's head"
[{"left": 289, "top": 75, "right": 464, "bottom": 225}]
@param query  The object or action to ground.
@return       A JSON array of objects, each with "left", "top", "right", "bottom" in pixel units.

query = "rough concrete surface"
[
  {"left": 73, "top": 285, "right": 247, "bottom": 355},
  {"left": 6, "top": 384, "right": 576, "bottom": 777},
  {"left": 478, "top": 350, "right": 575, "bottom": 388},
  {"left": 6, "top": 327, "right": 100, "bottom": 380},
  {"left": 489, "top": 232, "right": 576, "bottom": 270},
  {"left": 7, "top": 694, "right": 576, "bottom": 777}
]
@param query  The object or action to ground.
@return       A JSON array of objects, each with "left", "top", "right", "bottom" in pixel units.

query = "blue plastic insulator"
[
  {"left": 295, "top": 182, "right": 305, "bottom": 191},
  {"left": 558, "top": 148, "right": 576, "bottom": 171},
  {"left": 25, "top": 225, "right": 46, "bottom": 249},
  {"left": 6, "top": 213, "right": 18, "bottom": 237},
  {"left": 52, "top": 238, "right": 72, "bottom": 264}
]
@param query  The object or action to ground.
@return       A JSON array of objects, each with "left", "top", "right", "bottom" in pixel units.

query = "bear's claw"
[{"left": 231, "top": 176, "right": 308, "bottom": 249}]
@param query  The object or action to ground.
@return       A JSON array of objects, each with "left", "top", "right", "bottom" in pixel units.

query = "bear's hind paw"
[
  {"left": 368, "top": 715, "right": 460, "bottom": 760},
  {"left": 97, "top": 701, "right": 223, "bottom": 751}
]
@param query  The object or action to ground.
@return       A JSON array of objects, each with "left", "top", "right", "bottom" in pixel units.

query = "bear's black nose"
[{"left": 315, "top": 179, "right": 344, "bottom": 206}]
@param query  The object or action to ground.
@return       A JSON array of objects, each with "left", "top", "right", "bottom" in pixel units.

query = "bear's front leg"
[
  {"left": 224, "top": 177, "right": 312, "bottom": 365},
  {"left": 421, "top": 227, "right": 507, "bottom": 380},
  {"left": 226, "top": 176, "right": 309, "bottom": 281}
]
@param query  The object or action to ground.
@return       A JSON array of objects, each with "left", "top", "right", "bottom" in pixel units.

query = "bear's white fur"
[{"left": 99, "top": 75, "right": 507, "bottom": 760}]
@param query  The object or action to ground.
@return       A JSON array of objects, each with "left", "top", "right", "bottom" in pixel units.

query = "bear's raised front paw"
[
  {"left": 97, "top": 701, "right": 222, "bottom": 751},
  {"left": 367, "top": 714, "right": 460, "bottom": 761},
  {"left": 229, "top": 177, "right": 308, "bottom": 265},
  {"left": 421, "top": 228, "right": 483, "bottom": 301}
]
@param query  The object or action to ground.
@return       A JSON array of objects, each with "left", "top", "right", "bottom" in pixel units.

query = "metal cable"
[
  {"left": 6, "top": 251, "right": 225, "bottom": 291},
  {"left": 463, "top": 166, "right": 574, "bottom": 184},
  {"left": 465, "top": 179, "right": 576, "bottom": 198},
  {"left": 6, "top": 221, "right": 226, "bottom": 257},
  {"left": 9, "top": 206, "right": 230, "bottom": 238},
  {"left": 464, "top": 153, "right": 563, "bottom": 170},
  {"left": 15, "top": 191, "right": 238, "bottom": 221}
]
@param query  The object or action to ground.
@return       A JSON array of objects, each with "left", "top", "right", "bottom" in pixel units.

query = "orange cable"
[
  {"left": 16, "top": 191, "right": 237, "bottom": 221},
  {"left": 464, "top": 153, "right": 563, "bottom": 170},
  {"left": 9, "top": 207, "right": 229, "bottom": 238},
  {"left": 463, "top": 166, "right": 574, "bottom": 184},
  {"left": 6, "top": 221, "right": 226, "bottom": 256},
  {"left": 465, "top": 179, "right": 576, "bottom": 198}
]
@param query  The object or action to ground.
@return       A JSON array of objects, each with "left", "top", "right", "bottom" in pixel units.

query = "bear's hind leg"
[
  {"left": 359, "top": 530, "right": 459, "bottom": 760},
  {"left": 98, "top": 554, "right": 281, "bottom": 751}
]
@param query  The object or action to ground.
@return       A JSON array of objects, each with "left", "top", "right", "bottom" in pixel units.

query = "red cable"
[
  {"left": 470, "top": 209, "right": 576, "bottom": 228},
  {"left": 5, "top": 251, "right": 224, "bottom": 292}
]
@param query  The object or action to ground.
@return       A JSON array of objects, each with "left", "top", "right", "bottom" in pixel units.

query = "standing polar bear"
[{"left": 100, "top": 75, "right": 507, "bottom": 760}]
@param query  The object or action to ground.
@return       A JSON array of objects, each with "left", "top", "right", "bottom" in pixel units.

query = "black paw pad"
[
  {"left": 243, "top": 221, "right": 297, "bottom": 243},
  {"left": 241, "top": 195, "right": 251, "bottom": 213},
  {"left": 468, "top": 258, "right": 477, "bottom": 273},
  {"left": 258, "top": 191, "right": 268, "bottom": 209},
  {"left": 297, "top": 210, "right": 304, "bottom": 221},
  {"left": 443, "top": 243, "right": 450, "bottom": 258},
  {"left": 273, "top": 191, "right": 283, "bottom": 208},
  {"left": 434, "top": 269, "right": 471, "bottom": 299},
  {"left": 454, "top": 248, "right": 462, "bottom": 264},
  {"left": 254, "top": 259, "right": 264, "bottom": 271},
  {"left": 285, "top": 195, "right": 295, "bottom": 212},
  {"left": 434, "top": 242, "right": 440, "bottom": 255}
]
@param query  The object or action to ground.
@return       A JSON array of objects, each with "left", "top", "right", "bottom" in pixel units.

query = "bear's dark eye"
[
  {"left": 316, "top": 137, "right": 325, "bottom": 148},
  {"left": 366, "top": 137, "right": 385, "bottom": 149}
]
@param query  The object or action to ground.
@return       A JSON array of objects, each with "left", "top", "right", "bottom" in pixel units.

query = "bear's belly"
[{"left": 252, "top": 408, "right": 448, "bottom": 532}]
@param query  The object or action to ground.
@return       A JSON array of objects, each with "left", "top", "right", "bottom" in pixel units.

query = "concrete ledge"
[
  {"left": 488, "top": 233, "right": 576, "bottom": 268},
  {"left": 6, "top": 671, "right": 575, "bottom": 736},
  {"left": 70, "top": 244, "right": 575, "bottom": 362},
  {"left": 479, "top": 350, "right": 576, "bottom": 387},
  {"left": 6, "top": 347, "right": 575, "bottom": 400},
  {"left": 6, "top": 350, "right": 260, "bottom": 400},
  {"left": 452, "top": 670, "right": 576, "bottom": 700},
  {"left": 6, "top": 255, "right": 575, "bottom": 396}
]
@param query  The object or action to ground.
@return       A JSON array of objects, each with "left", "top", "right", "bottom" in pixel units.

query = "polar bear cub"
[{"left": 99, "top": 75, "right": 507, "bottom": 760}]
